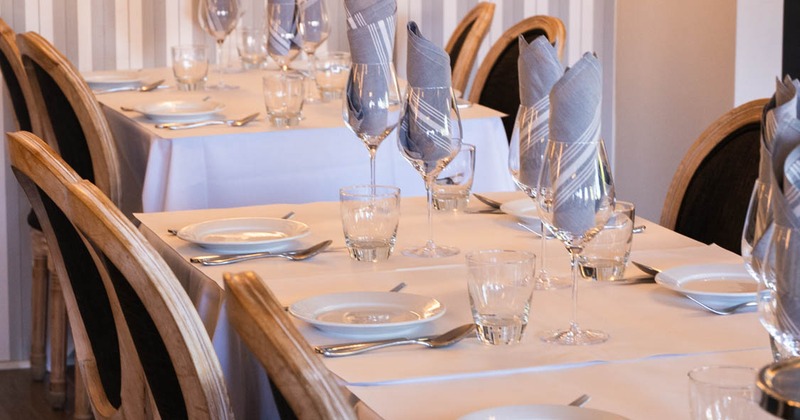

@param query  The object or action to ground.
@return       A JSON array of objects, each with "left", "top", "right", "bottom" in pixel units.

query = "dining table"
[
  {"left": 92, "top": 67, "right": 516, "bottom": 213},
  {"left": 134, "top": 191, "right": 774, "bottom": 420}
]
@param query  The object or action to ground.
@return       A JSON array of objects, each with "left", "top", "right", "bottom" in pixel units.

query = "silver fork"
[{"left": 685, "top": 295, "right": 757, "bottom": 315}]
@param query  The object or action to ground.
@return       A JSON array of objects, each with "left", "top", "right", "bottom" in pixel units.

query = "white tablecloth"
[
  {"left": 98, "top": 69, "right": 515, "bottom": 212},
  {"left": 135, "top": 192, "right": 773, "bottom": 420}
]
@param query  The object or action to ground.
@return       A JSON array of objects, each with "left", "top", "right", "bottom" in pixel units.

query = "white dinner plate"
[
  {"left": 459, "top": 404, "right": 628, "bottom": 420},
  {"left": 500, "top": 198, "right": 541, "bottom": 226},
  {"left": 289, "top": 291, "right": 445, "bottom": 338},
  {"left": 132, "top": 100, "right": 225, "bottom": 123},
  {"left": 655, "top": 263, "right": 757, "bottom": 307},
  {"left": 84, "top": 71, "right": 143, "bottom": 89},
  {"left": 176, "top": 217, "right": 310, "bottom": 253}
]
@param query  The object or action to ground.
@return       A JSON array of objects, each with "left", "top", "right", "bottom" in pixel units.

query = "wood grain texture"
[{"left": 445, "top": 2, "right": 495, "bottom": 94}]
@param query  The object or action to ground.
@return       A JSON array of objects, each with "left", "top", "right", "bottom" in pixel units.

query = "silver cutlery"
[
  {"left": 315, "top": 323, "right": 476, "bottom": 357},
  {"left": 631, "top": 261, "right": 661, "bottom": 276},
  {"left": 685, "top": 295, "right": 757, "bottom": 315},
  {"left": 190, "top": 240, "right": 332, "bottom": 265},
  {"left": 568, "top": 394, "right": 591, "bottom": 407},
  {"left": 94, "top": 79, "right": 166, "bottom": 94},
  {"left": 155, "top": 113, "right": 259, "bottom": 130},
  {"left": 472, "top": 193, "right": 503, "bottom": 209}
]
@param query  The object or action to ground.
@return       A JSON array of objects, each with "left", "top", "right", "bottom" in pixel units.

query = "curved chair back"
[
  {"left": 468, "top": 15, "right": 565, "bottom": 140},
  {"left": 7, "top": 130, "right": 232, "bottom": 420},
  {"left": 661, "top": 98, "right": 769, "bottom": 254},
  {"left": 0, "top": 19, "right": 36, "bottom": 133},
  {"left": 224, "top": 271, "right": 358, "bottom": 420},
  {"left": 445, "top": 2, "right": 495, "bottom": 95},
  {"left": 16, "top": 31, "right": 122, "bottom": 210}
]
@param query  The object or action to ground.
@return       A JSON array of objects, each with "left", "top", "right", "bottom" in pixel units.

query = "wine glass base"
[
  {"left": 535, "top": 272, "right": 571, "bottom": 290},
  {"left": 402, "top": 244, "right": 459, "bottom": 258},
  {"left": 205, "top": 83, "right": 239, "bottom": 91},
  {"left": 540, "top": 326, "right": 608, "bottom": 345}
]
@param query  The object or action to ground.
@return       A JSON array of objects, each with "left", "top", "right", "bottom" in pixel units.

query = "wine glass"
[
  {"left": 537, "top": 139, "right": 615, "bottom": 345},
  {"left": 741, "top": 179, "right": 774, "bottom": 281},
  {"left": 267, "top": 0, "right": 303, "bottom": 72},
  {"left": 758, "top": 222, "right": 800, "bottom": 360},
  {"left": 342, "top": 62, "right": 402, "bottom": 185},
  {"left": 198, "top": 0, "right": 240, "bottom": 90},
  {"left": 398, "top": 86, "right": 463, "bottom": 258},
  {"left": 298, "top": 0, "right": 330, "bottom": 102},
  {"left": 509, "top": 105, "right": 570, "bottom": 290}
]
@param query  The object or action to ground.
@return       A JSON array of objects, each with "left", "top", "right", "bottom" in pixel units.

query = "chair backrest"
[
  {"left": 660, "top": 98, "right": 769, "bottom": 254},
  {"left": 7, "top": 130, "right": 232, "bottom": 420},
  {"left": 0, "top": 19, "right": 36, "bottom": 133},
  {"left": 468, "top": 15, "right": 565, "bottom": 140},
  {"left": 444, "top": 2, "right": 495, "bottom": 95},
  {"left": 16, "top": 31, "right": 122, "bottom": 210},
  {"left": 224, "top": 271, "right": 357, "bottom": 420}
]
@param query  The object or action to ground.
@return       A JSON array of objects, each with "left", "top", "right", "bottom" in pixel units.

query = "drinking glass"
[
  {"left": 741, "top": 180, "right": 774, "bottom": 281},
  {"left": 508, "top": 105, "right": 570, "bottom": 290},
  {"left": 198, "top": 0, "right": 240, "bottom": 90},
  {"left": 267, "top": 1, "right": 303, "bottom": 72},
  {"left": 398, "top": 86, "right": 463, "bottom": 258},
  {"left": 298, "top": 0, "right": 330, "bottom": 102},
  {"left": 237, "top": 27, "right": 268, "bottom": 70},
  {"left": 342, "top": 62, "right": 402, "bottom": 185},
  {"left": 758, "top": 223, "right": 800, "bottom": 360},
  {"left": 537, "top": 139, "right": 615, "bottom": 345}
]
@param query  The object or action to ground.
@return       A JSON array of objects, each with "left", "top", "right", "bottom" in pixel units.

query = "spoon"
[
  {"left": 95, "top": 79, "right": 165, "bottom": 94},
  {"left": 155, "top": 113, "right": 260, "bottom": 130},
  {"left": 473, "top": 193, "right": 503, "bottom": 209},
  {"left": 191, "top": 240, "right": 332, "bottom": 265},
  {"left": 568, "top": 394, "right": 591, "bottom": 407},
  {"left": 685, "top": 295, "right": 757, "bottom": 315},
  {"left": 315, "top": 323, "right": 476, "bottom": 357}
]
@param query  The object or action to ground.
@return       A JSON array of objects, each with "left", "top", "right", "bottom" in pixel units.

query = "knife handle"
[
  {"left": 192, "top": 252, "right": 282, "bottom": 266},
  {"left": 315, "top": 338, "right": 422, "bottom": 357},
  {"left": 157, "top": 120, "right": 226, "bottom": 130}
]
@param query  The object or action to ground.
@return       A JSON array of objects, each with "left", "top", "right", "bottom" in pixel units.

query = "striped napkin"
[
  {"left": 517, "top": 35, "right": 563, "bottom": 189},
  {"left": 397, "top": 22, "right": 453, "bottom": 167},
  {"left": 267, "top": 0, "right": 298, "bottom": 57},
  {"left": 548, "top": 53, "right": 607, "bottom": 236},
  {"left": 344, "top": 0, "right": 396, "bottom": 64}
]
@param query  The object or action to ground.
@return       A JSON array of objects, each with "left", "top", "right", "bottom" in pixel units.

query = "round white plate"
[
  {"left": 501, "top": 198, "right": 542, "bottom": 226},
  {"left": 85, "top": 71, "right": 142, "bottom": 89},
  {"left": 289, "top": 291, "right": 445, "bottom": 338},
  {"left": 177, "top": 217, "right": 310, "bottom": 253},
  {"left": 133, "top": 100, "right": 225, "bottom": 123},
  {"left": 655, "top": 263, "right": 757, "bottom": 307},
  {"left": 459, "top": 404, "right": 628, "bottom": 420}
]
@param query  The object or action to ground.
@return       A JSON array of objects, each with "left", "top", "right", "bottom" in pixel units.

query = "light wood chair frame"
[
  {"left": 444, "top": 1, "right": 495, "bottom": 95},
  {"left": 224, "top": 271, "right": 358, "bottom": 420},
  {"left": 8, "top": 130, "right": 232, "bottom": 419},
  {"left": 660, "top": 98, "right": 769, "bottom": 229},
  {"left": 468, "top": 15, "right": 566, "bottom": 104}
]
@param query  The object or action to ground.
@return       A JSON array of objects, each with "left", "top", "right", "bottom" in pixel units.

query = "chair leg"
[
  {"left": 47, "top": 269, "right": 67, "bottom": 409},
  {"left": 29, "top": 229, "right": 48, "bottom": 381},
  {"left": 73, "top": 364, "right": 92, "bottom": 420}
]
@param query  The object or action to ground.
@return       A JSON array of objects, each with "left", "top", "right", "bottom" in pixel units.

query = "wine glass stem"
[
  {"left": 568, "top": 247, "right": 581, "bottom": 333},
  {"left": 425, "top": 180, "right": 435, "bottom": 249},
  {"left": 539, "top": 224, "right": 549, "bottom": 276},
  {"left": 215, "top": 39, "right": 225, "bottom": 82},
  {"left": 369, "top": 147, "right": 377, "bottom": 185}
]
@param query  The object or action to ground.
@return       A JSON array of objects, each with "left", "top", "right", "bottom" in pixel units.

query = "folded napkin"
[
  {"left": 344, "top": 0, "right": 396, "bottom": 64},
  {"left": 301, "top": 0, "right": 326, "bottom": 44},
  {"left": 517, "top": 35, "right": 563, "bottom": 189},
  {"left": 397, "top": 22, "right": 453, "bottom": 167},
  {"left": 548, "top": 52, "right": 607, "bottom": 236},
  {"left": 267, "top": 0, "right": 298, "bottom": 57}
]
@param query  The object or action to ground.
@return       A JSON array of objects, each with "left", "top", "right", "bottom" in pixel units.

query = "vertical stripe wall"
[{"left": 0, "top": 0, "right": 613, "bottom": 361}]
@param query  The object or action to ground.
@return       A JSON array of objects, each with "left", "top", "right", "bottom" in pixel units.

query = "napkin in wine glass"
[
  {"left": 549, "top": 52, "right": 607, "bottom": 236},
  {"left": 301, "top": 0, "right": 325, "bottom": 44},
  {"left": 267, "top": 0, "right": 298, "bottom": 57},
  {"left": 518, "top": 35, "right": 563, "bottom": 189},
  {"left": 344, "top": 0, "right": 396, "bottom": 64},
  {"left": 398, "top": 21, "right": 453, "bottom": 165}
]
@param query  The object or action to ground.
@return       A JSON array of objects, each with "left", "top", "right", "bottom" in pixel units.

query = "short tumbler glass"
[
  {"left": 432, "top": 143, "right": 476, "bottom": 212},
  {"left": 315, "top": 51, "right": 351, "bottom": 102},
  {"left": 688, "top": 365, "right": 764, "bottom": 420},
  {"left": 339, "top": 185, "right": 401, "bottom": 262},
  {"left": 171, "top": 45, "right": 209, "bottom": 91},
  {"left": 577, "top": 201, "right": 635, "bottom": 281},
  {"left": 466, "top": 250, "right": 536, "bottom": 345},
  {"left": 263, "top": 71, "right": 305, "bottom": 127}
]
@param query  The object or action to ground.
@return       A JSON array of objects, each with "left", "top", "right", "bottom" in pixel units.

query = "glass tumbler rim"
[
  {"left": 465, "top": 249, "right": 536, "bottom": 265},
  {"left": 339, "top": 184, "right": 401, "bottom": 198}
]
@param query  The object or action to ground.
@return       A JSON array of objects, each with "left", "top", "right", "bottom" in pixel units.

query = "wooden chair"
[
  {"left": 468, "top": 15, "right": 566, "bottom": 140},
  {"left": 224, "top": 271, "right": 360, "bottom": 420},
  {"left": 7, "top": 130, "right": 233, "bottom": 419},
  {"left": 661, "top": 98, "right": 769, "bottom": 254},
  {"left": 444, "top": 2, "right": 495, "bottom": 95}
]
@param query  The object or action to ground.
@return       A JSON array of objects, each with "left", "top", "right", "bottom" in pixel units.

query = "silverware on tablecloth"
[
  {"left": 472, "top": 193, "right": 503, "bottom": 209},
  {"left": 315, "top": 323, "right": 476, "bottom": 357},
  {"left": 685, "top": 295, "right": 757, "bottom": 315},
  {"left": 631, "top": 261, "right": 661, "bottom": 276},
  {"left": 94, "top": 79, "right": 166, "bottom": 94},
  {"left": 567, "top": 394, "right": 591, "bottom": 407},
  {"left": 190, "top": 240, "right": 332, "bottom": 265},
  {"left": 155, "top": 113, "right": 259, "bottom": 130}
]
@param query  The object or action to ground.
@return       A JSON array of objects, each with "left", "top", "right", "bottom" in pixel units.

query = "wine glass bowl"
[
  {"left": 198, "top": 0, "right": 240, "bottom": 90},
  {"left": 298, "top": 0, "right": 330, "bottom": 102},
  {"left": 342, "top": 62, "right": 402, "bottom": 185},
  {"left": 267, "top": 1, "right": 303, "bottom": 72},
  {"left": 398, "top": 86, "right": 463, "bottom": 258},
  {"left": 537, "top": 139, "right": 615, "bottom": 345}
]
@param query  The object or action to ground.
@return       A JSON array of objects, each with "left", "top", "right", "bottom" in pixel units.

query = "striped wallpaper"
[{"left": 0, "top": 0, "right": 613, "bottom": 360}]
